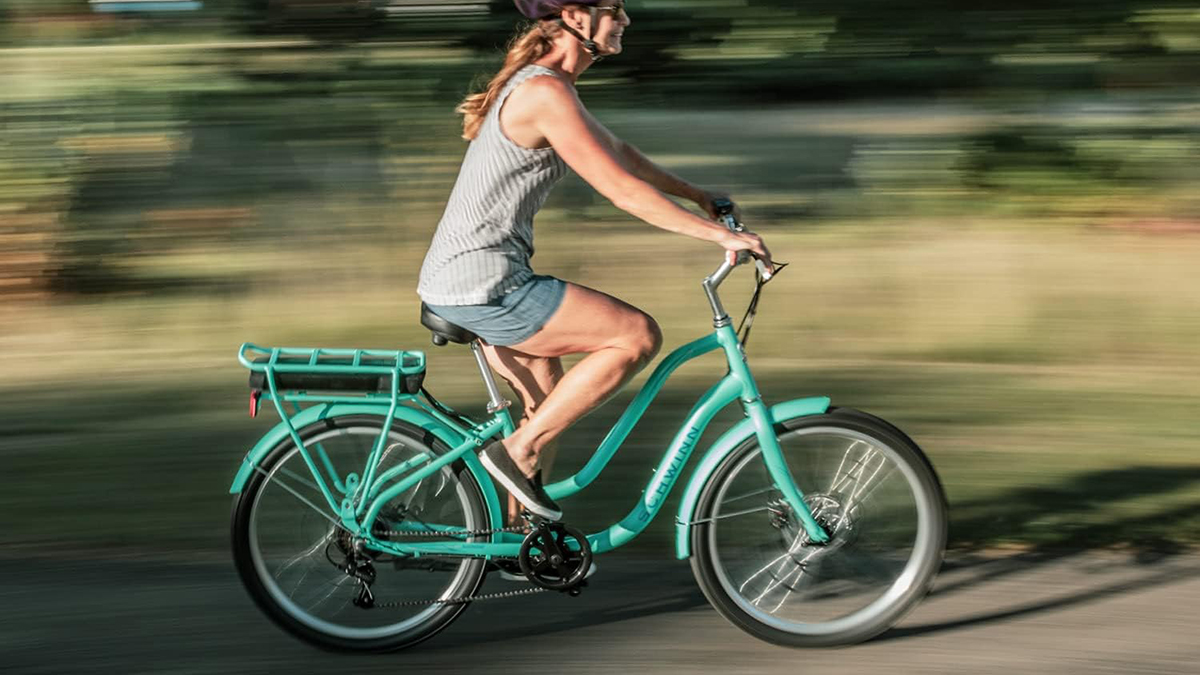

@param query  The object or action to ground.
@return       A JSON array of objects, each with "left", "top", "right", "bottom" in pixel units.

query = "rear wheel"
[
  {"left": 231, "top": 415, "right": 489, "bottom": 652},
  {"left": 690, "top": 408, "right": 946, "bottom": 647}
]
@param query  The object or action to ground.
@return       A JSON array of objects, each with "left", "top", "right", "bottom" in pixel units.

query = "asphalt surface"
[{"left": 3, "top": 549, "right": 1198, "bottom": 675}]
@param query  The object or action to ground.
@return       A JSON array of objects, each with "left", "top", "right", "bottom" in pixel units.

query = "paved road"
[{"left": 3, "top": 550, "right": 1198, "bottom": 675}]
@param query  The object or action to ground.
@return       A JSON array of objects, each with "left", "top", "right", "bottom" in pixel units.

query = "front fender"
[{"left": 674, "top": 396, "right": 830, "bottom": 559}]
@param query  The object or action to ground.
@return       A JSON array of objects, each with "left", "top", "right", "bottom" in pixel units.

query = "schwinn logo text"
[{"left": 638, "top": 426, "right": 701, "bottom": 521}]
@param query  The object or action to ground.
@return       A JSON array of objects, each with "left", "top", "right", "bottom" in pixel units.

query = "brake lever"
[{"left": 755, "top": 258, "right": 773, "bottom": 281}]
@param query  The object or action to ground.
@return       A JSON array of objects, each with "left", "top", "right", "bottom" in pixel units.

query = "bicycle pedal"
[{"left": 519, "top": 509, "right": 546, "bottom": 526}]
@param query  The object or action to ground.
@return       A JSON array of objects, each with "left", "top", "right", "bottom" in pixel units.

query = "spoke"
[
  {"left": 829, "top": 447, "right": 876, "bottom": 495},
  {"left": 286, "top": 551, "right": 320, "bottom": 600},
  {"left": 431, "top": 470, "right": 449, "bottom": 499},
  {"left": 402, "top": 478, "right": 425, "bottom": 511},
  {"left": 250, "top": 427, "right": 494, "bottom": 626},
  {"left": 840, "top": 456, "right": 897, "bottom": 521},
  {"left": 841, "top": 465, "right": 897, "bottom": 524},
  {"left": 827, "top": 444, "right": 894, "bottom": 520},
  {"left": 691, "top": 505, "right": 773, "bottom": 525},
  {"left": 765, "top": 558, "right": 819, "bottom": 614},
  {"left": 277, "top": 466, "right": 325, "bottom": 496},
  {"left": 381, "top": 441, "right": 407, "bottom": 462},
  {"left": 849, "top": 450, "right": 885, "bottom": 503},
  {"left": 828, "top": 440, "right": 865, "bottom": 493},
  {"left": 738, "top": 529, "right": 825, "bottom": 597},
  {"left": 746, "top": 548, "right": 824, "bottom": 612},
  {"left": 720, "top": 486, "right": 778, "bottom": 506},
  {"left": 302, "top": 574, "right": 354, "bottom": 615},
  {"left": 252, "top": 464, "right": 350, "bottom": 534},
  {"left": 275, "top": 528, "right": 335, "bottom": 580}
]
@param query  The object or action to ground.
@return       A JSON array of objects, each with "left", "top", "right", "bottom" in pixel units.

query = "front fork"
[
  {"left": 720, "top": 328, "right": 831, "bottom": 544},
  {"left": 744, "top": 399, "right": 830, "bottom": 544}
]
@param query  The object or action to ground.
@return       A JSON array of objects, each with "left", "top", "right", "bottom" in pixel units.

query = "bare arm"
[
  {"left": 524, "top": 77, "right": 770, "bottom": 266},
  {"left": 607, "top": 133, "right": 705, "bottom": 202},
  {"left": 588, "top": 120, "right": 740, "bottom": 217}
]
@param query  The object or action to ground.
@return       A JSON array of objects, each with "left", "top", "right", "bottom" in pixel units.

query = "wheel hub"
[{"left": 768, "top": 493, "right": 854, "bottom": 547}]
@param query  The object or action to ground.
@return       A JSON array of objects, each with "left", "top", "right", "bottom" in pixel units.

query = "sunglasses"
[{"left": 596, "top": 1, "right": 625, "bottom": 16}]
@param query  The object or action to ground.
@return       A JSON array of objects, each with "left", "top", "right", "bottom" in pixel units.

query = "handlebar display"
[{"left": 711, "top": 198, "right": 743, "bottom": 234}]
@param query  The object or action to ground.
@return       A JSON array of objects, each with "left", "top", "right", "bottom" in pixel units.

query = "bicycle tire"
[
  {"left": 690, "top": 407, "right": 947, "bottom": 647},
  {"left": 231, "top": 415, "right": 489, "bottom": 652}
]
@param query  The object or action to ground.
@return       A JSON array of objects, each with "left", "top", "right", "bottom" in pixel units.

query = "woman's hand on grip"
[{"left": 723, "top": 230, "right": 774, "bottom": 277}]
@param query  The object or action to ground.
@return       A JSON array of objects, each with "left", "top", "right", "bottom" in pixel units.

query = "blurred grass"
[
  {"left": 2, "top": 34, "right": 1199, "bottom": 559},
  {"left": 2, "top": 225, "right": 1199, "bottom": 557}
]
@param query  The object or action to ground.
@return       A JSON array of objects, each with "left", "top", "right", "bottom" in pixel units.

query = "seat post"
[{"left": 469, "top": 341, "right": 511, "bottom": 414}]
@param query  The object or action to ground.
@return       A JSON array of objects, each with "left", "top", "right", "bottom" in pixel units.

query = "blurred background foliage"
[{"left": 1, "top": 1, "right": 1199, "bottom": 556}]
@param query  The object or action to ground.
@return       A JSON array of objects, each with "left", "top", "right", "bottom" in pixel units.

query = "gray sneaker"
[{"left": 478, "top": 441, "right": 562, "bottom": 521}]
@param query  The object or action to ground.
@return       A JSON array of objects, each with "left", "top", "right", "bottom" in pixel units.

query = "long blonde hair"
[{"left": 457, "top": 21, "right": 561, "bottom": 141}]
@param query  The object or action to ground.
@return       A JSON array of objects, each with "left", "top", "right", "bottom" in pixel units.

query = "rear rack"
[
  {"left": 239, "top": 343, "right": 425, "bottom": 376},
  {"left": 238, "top": 342, "right": 426, "bottom": 409},
  {"left": 236, "top": 343, "right": 448, "bottom": 530}
]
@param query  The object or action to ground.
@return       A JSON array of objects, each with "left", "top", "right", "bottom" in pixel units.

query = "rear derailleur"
[{"left": 332, "top": 532, "right": 378, "bottom": 609}]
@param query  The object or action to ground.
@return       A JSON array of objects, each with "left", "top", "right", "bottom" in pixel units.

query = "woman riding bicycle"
[{"left": 417, "top": 0, "right": 775, "bottom": 524}]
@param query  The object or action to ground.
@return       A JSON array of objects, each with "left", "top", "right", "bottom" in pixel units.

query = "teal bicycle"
[{"left": 229, "top": 209, "right": 948, "bottom": 652}]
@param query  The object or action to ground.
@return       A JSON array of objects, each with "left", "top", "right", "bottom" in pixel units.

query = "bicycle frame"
[{"left": 233, "top": 319, "right": 831, "bottom": 563}]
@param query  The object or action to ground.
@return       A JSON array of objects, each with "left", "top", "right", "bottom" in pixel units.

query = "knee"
[{"left": 623, "top": 313, "right": 662, "bottom": 365}]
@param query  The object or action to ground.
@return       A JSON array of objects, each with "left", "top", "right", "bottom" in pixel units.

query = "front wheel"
[{"left": 690, "top": 408, "right": 947, "bottom": 647}]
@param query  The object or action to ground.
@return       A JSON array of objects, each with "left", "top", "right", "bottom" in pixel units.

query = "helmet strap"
[{"left": 556, "top": 10, "right": 604, "bottom": 62}]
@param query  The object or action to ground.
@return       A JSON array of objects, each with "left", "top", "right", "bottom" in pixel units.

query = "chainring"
[{"left": 517, "top": 522, "right": 593, "bottom": 592}]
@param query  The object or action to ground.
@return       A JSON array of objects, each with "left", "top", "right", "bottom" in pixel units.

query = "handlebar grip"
[{"left": 754, "top": 257, "right": 772, "bottom": 280}]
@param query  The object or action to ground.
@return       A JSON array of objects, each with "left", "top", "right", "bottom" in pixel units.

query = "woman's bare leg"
[
  {"left": 481, "top": 345, "right": 564, "bottom": 525},
  {"left": 497, "top": 282, "right": 662, "bottom": 475}
]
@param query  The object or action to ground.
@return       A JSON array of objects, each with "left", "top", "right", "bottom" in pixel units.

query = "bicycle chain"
[
  {"left": 374, "top": 584, "right": 548, "bottom": 608},
  {"left": 362, "top": 523, "right": 554, "bottom": 608},
  {"left": 375, "top": 524, "right": 531, "bottom": 539}
]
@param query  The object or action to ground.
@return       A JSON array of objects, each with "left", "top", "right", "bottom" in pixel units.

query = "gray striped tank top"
[{"left": 417, "top": 64, "right": 570, "bottom": 306}]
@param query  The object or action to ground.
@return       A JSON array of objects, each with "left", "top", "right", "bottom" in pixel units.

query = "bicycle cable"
[
  {"left": 419, "top": 385, "right": 476, "bottom": 428},
  {"left": 735, "top": 261, "right": 788, "bottom": 348}
]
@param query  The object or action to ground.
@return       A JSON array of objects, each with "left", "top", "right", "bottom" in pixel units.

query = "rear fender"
[{"left": 228, "top": 403, "right": 502, "bottom": 527}]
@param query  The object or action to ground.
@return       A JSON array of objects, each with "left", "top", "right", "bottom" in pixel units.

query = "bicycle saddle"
[{"left": 420, "top": 303, "right": 479, "bottom": 346}]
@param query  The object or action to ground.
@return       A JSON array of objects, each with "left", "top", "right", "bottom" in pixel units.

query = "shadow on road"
[
  {"left": 950, "top": 464, "right": 1200, "bottom": 552},
  {"left": 880, "top": 551, "right": 1200, "bottom": 642},
  {"left": 867, "top": 464, "right": 1200, "bottom": 642},
  {"left": 417, "top": 579, "right": 711, "bottom": 653}
]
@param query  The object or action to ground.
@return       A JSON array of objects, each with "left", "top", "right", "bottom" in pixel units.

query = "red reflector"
[{"left": 250, "top": 391, "right": 261, "bottom": 418}]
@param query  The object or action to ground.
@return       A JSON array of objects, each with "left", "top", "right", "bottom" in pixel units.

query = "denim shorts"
[{"left": 424, "top": 275, "right": 567, "bottom": 347}]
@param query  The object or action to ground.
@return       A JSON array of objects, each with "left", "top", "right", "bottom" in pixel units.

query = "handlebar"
[
  {"left": 710, "top": 198, "right": 772, "bottom": 281},
  {"left": 701, "top": 198, "right": 775, "bottom": 326}
]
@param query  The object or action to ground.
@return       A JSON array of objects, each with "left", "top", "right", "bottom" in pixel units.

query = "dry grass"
[{"left": 3, "top": 224, "right": 1199, "bottom": 554}]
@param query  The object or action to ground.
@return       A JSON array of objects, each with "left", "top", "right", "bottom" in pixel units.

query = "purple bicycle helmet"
[
  {"left": 514, "top": 0, "right": 607, "bottom": 20},
  {"left": 513, "top": 0, "right": 617, "bottom": 60}
]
